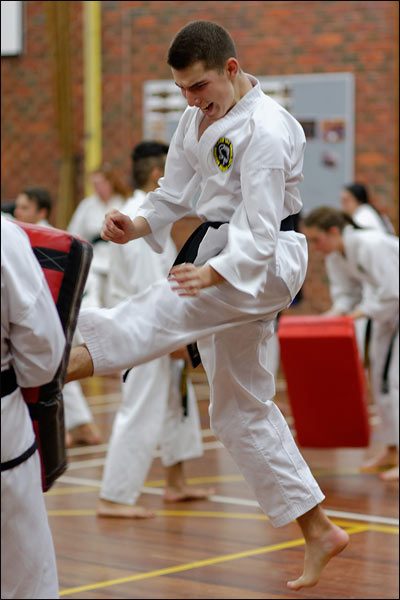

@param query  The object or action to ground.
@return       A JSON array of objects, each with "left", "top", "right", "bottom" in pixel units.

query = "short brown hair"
[
  {"left": 167, "top": 21, "right": 237, "bottom": 72},
  {"left": 23, "top": 187, "right": 52, "bottom": 218},
  {"left": 303, "top": 206, "right": 358, "bottom": 231},
  {"left": 131, "top": 141, "right": 169, "bottom": 189}
]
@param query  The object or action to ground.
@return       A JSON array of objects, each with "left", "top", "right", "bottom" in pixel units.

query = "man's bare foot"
[
  {"left": 163, "top": 486, "right": 215, "bottom": 503},
  {"left": 360, "top": 447, "right": 398, "bottom": 473},
  {"left": 68, "top": 422, "right": 102, "bottom": 447},
  {"left": 97, "top": 499, "right": 155, "bottom": 519},
  {"left": 65, "top": 431, "right": 73, "bottom": 449},
  {"left": 287, "top": 524, "right": 349, "bottom": 590},
  {"left": 380, "top": 465, "right": 399, "bottom": 482}
]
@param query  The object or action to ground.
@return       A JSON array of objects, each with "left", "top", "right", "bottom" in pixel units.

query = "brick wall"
[{"left": 1, "top": 1, "right": 398, "bottom": 312}]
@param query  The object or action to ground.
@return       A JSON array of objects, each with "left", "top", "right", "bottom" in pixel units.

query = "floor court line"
[
  {"left": 59, "top": 526, "right": 369, "bottom": 597},
  {"left": 57, "top": 474, "right": 399, "bottom": 526},
  {"left": 47, "top": 508, "right": 399, "bottom": 534}
]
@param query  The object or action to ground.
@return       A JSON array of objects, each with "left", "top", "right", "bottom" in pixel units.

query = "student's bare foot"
[
  {"left": 97, "top": 499, "right": 155, "bottom": 519},
  {"left": 68, "top": 422, "right": 102, "bottom": 447},
  {"left": 360, "top": 446, "right": 398, "bottom": 473},
  {"left": 380, "top": 465, "right": 399, "bottom": 482},
  {"left": 287, "top": 524, "right": 349, "bottom": 590},
  {"left": 163, "top": 486, "right": 215, "bottom": 503}
]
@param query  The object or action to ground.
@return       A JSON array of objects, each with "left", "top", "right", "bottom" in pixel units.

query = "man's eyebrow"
[{"left": 174, "top": 80, "right": 207, "bottom": 91}]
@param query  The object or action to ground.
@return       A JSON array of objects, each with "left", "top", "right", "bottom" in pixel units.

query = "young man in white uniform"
[
  {"left": 67, "top": 21, "right": 349, "bottom": 590},
  {"left": 98, "top": 141, "right": 209, "bottom": 518},
  {"left": 1, "top": 217, "right": 66, "bottom": 599},
  {"left": 303, "top": 207, "right": 399, "bottom": 482}
]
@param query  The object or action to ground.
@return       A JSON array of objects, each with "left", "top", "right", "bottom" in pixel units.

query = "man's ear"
[{"left": 226, "top": 57, "right": 239, "bottom": 79}]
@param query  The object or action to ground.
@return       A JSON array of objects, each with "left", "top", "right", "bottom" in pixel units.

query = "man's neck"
[{"left": 236, "top": 71, "right": 253, "bottom": 101}]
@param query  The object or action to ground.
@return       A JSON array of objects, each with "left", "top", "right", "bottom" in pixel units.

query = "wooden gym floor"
[{"left": 47, "top": 370, "right": 399, "bottom": 599}]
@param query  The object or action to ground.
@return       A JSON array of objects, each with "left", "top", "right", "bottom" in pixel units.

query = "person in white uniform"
[
  {"left": 303, "top": 207, "right": 399, "bottom": 482},
  {"left": 68, "top": 164, "right": 129, "bottom": 308},
  {"left": 98, "top": 141, "right": 211, "bottom": 518},
  {"left": 1, "top": 217, "right": 66, "bottom": 599},
  {"left": 326, "top": 182, "right": 395, "bottom": 359},
  {"left": 67, "top": 21, "right": 349, "bottom": 590},
  {"left": 64, "top": 165, "right": 129, "bottom": 446},
  {"left": 9, "top": 187, "right": 100, "bottom": 448},
  {"left": 340, "top": 182, "right": 395, "bottom": 234}
]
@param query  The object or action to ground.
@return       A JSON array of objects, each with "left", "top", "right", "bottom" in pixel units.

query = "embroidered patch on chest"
[{"left": 213, "top": 137, "right": 233, "bottom": 172}]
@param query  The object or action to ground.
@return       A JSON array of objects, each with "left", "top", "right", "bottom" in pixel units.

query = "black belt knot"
[
  {"left": 1, "top": 366, "right": 18, "bottom": 398},
  {"left": 173, "top": 216, "right": 298, "bottom": 368}
]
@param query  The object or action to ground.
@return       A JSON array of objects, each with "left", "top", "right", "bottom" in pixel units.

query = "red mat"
[{"left": 278, "top": 315, "right": 370, "bottom": 448}]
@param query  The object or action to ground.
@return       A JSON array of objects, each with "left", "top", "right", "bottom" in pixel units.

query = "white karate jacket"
[{"left": 136, "top": 75, "right": 306, "bottom": 299}]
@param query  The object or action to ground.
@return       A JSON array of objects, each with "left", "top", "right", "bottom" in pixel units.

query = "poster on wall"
[
  {"left": 143, "top": 72, "right": 354, "bottom": 212},
  {"left": 1, "top": 1, "right": 23, "bottom": 56}
]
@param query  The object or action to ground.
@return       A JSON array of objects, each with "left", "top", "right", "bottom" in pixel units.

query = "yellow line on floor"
[
  {"left": 46, "top": 486, "right": 99, "bottom": 496},
  {"left": 59, "top": 537, "right": 306, "bottom": 596},
  {"left": 48, "top": 508, "right": 398, "bottom": 535},
  {"left": 49, "top": 508, "right": 268, "bottom": 519},
  {"left": 331, "top": 519, "right": 399, "bottom": 535},
  {"left": 59, "top": 525, "right": 368, "bottom": 596},
  {"left": 144, "top": 474, "right": 243, "bottom": 487}
]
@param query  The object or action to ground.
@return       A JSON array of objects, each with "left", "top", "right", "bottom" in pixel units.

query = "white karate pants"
[
  {"left": 100, "top": 358, "right": 203, "bottom": 504},
  {"left": 62, "top": 380, "right": 93, "bottom": 430},
  {"left": 79, "top": 267, "right": 325, "bottom": 527},
  {"left": 369, "top": 321, "right": 399, "bottom": 446},
  {"left": 1, "top": 452, "right": 59, "bottom": 599}
]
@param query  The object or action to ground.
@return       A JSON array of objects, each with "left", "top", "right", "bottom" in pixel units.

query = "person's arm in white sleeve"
[
  {"left": 324, "top": 253, "right": 363, "bottom": 315},
  {"left": 2, "top": 220, "right": 65, "bottom": 387},
  {"left": 102, "top": 109, "right": 198, "bottom": 252},
  {"left": 356, "top": 237, "right": 399, "bottom": 323}
]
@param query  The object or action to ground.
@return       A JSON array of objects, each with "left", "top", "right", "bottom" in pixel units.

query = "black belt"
[
  {"left": 173, "top": 216, "right": 297, "bottom": 368},
  {"left": 279, "top": 214, "right": 296, "bottom": 232},
  {"left": 1, "top": 367, "right": 39, "bottom": 471},
  {"left": 1, "top": 440, "right": 38, "bottom": 472},
  {"left": 363, "top": 318, "right": 373, "bottom": 368},
  {"left": 90, "top": 235, "right": 108, "bottom": 245},
  {"left": 173, "top": 222, "right": 226, "bottom": 368},
  {"left": 1, "top": 366, "right": 18, "bottom": 398},
  {"left": 381, "top": 325, "right": 398, "bottom": 394}
]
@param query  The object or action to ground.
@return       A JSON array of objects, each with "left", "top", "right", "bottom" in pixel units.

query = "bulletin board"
[{"left": 143, "top": 72, "right": 354, "bottom": 213}]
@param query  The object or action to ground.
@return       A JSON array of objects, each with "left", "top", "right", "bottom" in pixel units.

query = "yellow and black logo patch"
[{"left": 213, "top": 137, "right": 233, "bottom": 172}]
